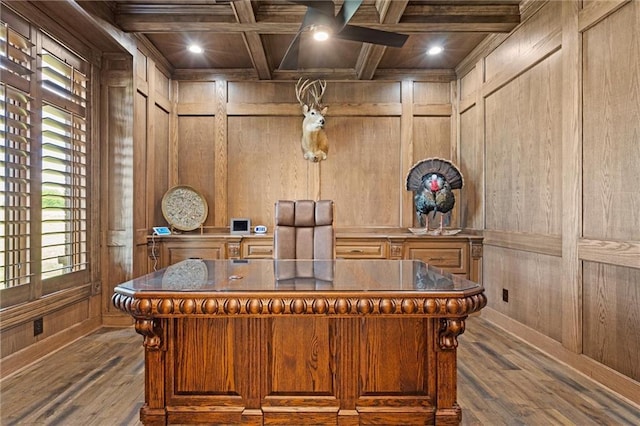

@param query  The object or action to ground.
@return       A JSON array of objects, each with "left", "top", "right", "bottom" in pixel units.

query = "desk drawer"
[
  {"left": 405, "top": 243, "right": 468, "bottom": 275},
  {"left": 336, "top": 240, "right": 387, "bottom": 259},
  {"left": 242, "top": 238, "right": 273, "bottom": 259}
]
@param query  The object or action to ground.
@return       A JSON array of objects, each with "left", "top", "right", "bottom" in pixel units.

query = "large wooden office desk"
[{"left": 113, "top": 259, "right": 486, "bottom": 425}]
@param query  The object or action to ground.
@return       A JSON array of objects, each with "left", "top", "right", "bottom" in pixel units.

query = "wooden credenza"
[
  {"left": 113, "top": 259, "right": 487, "bottom": 425},
  {"left": 148, "top": 231, "right": 483, "bottom": 283}
]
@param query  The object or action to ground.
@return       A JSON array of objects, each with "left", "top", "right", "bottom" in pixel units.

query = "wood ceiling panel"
[
  {"left": 76, "top": 0, "right": 522, "bottom": 79},
  {"left": 378, "top": 33, "right": 488, "bottom": 70},
  {"left": 146, "top": 32, "right": 253, "bottom": 69}
]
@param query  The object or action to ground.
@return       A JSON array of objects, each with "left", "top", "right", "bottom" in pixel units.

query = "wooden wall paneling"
[
  {"left": 177, "top": 115, "right": 216, "bottom": 226},
  {"left": 484, "top": 2, "right": 562, "bottom": 87},
  {"left": 168, "top": 81, "right": 179, "bottom": 191},
  {"left": 133, "top": 87, "right": 149, "bottom": 274},
  {"left": 582, "top": 0, "right": 640, "bottom": 242},
  {"left": 484, "top": 51, "right": 562, "bottom": 235},
  {"left": 579, "top": 0, "right": 631, "bottom": 32},
  {"left": 483, "top": 245, "right": 563, "bottom": 342},
  {"left": 324, "top": 81, "right": 402, "bottom": 104},
  {"left": 214, "top": 80, "right": 228, "bottom": 227},
  {"left": 0, "top": 290, "right": 102, "bottom": 378},
  {"left": 484, "top": 230, "right": 562, "bottom": 258},
  {"left": 152, "top": 104, "right": 170, "bottom": 226},
  {"left": 227, "top": 116, "right": 308, "bottom": 228},
  {"left": 411, "top": 116, "right": 452, "bottom": 229},
  {"left": 135, "top": 48, "right": 147, "bottom": 83},
  {"left": 411, "top": 118, "right": 451, "bottom": 164},
  {"left": 561, "top": 0, "right": 584, "bottom": 355},
  {"left": 228, "top": 81, "right": 296, "bottom": 103},
  {"left": 583, "top": 262, "right": 640, "bottom": 381},
  {"left": 579, "top": 0, "right": 640, "bottom": 365},
  {"left": 579, "top": 239, "right": 640, "bottom": 270},
  {"left": 450, "top": 81, "right": 460, "bottom": 226},
  {"left": 459, "top": 66, "right": 477, "bottom": 102},
  {"left": 154, "top": 65, "right": 170, "bottom": 99},
  {"left": 320, "top": 117, "right": 401, "bottom": 227},
  {"left": 400, "top": 80, "right": 414, "bottom": 228},
  {"left": 174, "top": 81, "right": 218, "bottom": 227},
  {"left": 458, "top": 59, "right": 485, "bottom": 231},
  {"left": 413, "top": 82, "right": 450, "bottom": 104},
  {"left": 134, "top": 50, "right": 149, "bottom": 244},
  {"left": 459, "top": 106, "right": 481, "bottom": 230},
  {"left": 149, "top": 62, "right": 173, "bottom": 231},
  {"left": 89, "top": 64, "right": 103, "bottom": 293},
  {"left": 101, "top": 55, "right": 134, "bottom": 319}
]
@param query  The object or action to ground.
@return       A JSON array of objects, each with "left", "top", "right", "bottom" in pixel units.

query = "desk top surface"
[{"left": 116, "top": 259, "right": 480, "bottom": 294}]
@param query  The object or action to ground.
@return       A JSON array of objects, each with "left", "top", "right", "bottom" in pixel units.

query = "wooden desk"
[{"left": 113, "top": 259, "right": 486, "bottom": 425}]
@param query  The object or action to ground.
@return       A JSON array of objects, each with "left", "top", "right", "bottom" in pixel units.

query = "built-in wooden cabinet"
[
  {"left": 148, "top": 232, "right": 483, "bottom": 282},
  {"left": 335, "top": 237, "right": 388, "bottom": 259}
]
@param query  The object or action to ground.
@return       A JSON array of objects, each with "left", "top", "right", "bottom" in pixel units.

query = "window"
[{"left": 1, "top": 9, "right": 91, "bottom": 306}]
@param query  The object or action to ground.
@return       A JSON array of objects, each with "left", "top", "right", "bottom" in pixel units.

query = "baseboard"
[
  {"left": 102, "top": 312, "right": 135, "bottom": 327},
  {"left": 0, "top": 316, "right": 101, "bottom": 380},
  {"left": 481, "top": 307, "right": 640, "bottom": 408}
]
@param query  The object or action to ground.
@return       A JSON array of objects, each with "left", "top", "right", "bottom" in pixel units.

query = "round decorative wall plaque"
[{"left": 161, "top": 185, "right": 208, "bottom": 231}]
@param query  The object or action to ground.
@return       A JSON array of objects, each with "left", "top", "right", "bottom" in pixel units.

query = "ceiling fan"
[{"left": 279, "top": 0, "right": 409, "bottom": 70}]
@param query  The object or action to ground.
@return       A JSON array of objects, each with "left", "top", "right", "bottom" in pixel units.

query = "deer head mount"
[{"left": 295, "top": 78, "right": 329, "bottom": 162}]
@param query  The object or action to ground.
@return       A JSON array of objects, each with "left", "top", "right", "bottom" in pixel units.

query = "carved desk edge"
[{"left": 112, "top": 290, "right": 487, "bottom": 352}]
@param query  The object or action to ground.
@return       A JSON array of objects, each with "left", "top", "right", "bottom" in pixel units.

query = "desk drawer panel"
[
  {"left": 242, "top": 239, "right": 274, "bottom": 259},
  {"left": 336, "top": 241, "right": 387, "bottom": 259},
  {"left": 406, "top": 244, "right": 468, "bottom": 274}
]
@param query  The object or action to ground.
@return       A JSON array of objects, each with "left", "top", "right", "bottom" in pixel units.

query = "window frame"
[{"left": 1, "top": 6, "right": 94, "bottom": 308}]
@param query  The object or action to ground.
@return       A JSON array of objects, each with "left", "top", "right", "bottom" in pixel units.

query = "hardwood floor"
[{"left": 1, "top": 316, "right": 638, "bottom": 425}]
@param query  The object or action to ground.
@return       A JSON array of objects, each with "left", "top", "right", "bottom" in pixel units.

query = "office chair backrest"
[{"left": 273, "top": 200, "right": 334, "bottom": 260}]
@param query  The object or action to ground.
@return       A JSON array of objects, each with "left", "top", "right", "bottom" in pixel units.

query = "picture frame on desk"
[{"left": 230, "top": 218, "right": 251, "bottom": 235}]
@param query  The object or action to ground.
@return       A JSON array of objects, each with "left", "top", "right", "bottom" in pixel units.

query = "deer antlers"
[{"left": 295, "top": 78, "right": 327, "bottom": 109}]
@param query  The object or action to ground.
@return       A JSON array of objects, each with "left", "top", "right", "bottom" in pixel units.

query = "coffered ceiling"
[{"left": 79, "top": 0, "right": 522, "bottom": 80}]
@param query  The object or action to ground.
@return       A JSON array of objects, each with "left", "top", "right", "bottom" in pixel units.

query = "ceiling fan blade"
[
  {"left": 335, "top": 0, "right": 363, "bottom": 30},
  {"left": 336, "top": 24, "right": 408, "bottom": 48},
  {"left": 279, "top": 31, "right": 303, "bottom": 70}
]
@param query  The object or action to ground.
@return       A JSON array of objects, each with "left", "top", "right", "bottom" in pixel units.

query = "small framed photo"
[{"left": 230, "top": 218, "right": 251, "bottom": 235}]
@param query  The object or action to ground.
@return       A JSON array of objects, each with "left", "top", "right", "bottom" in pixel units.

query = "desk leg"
[
  {"left": 435, "top": 318, "right": 465, "bottom": 425},
  {"left": 136, "top": 319, "right": 168, "bottom": 426}
]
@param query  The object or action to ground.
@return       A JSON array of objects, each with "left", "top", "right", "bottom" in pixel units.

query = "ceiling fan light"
[
  {"left": 427, "top": 46, "right": 443, "bottom": 56},
  {"left": 310, "top": 25, "right": 332, "bottom": 41},
  {"left": 313, "top": 31, "right": 330, "bottom": 41}
]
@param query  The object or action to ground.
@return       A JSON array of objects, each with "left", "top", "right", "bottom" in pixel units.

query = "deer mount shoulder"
[{"left": 296, "top": 78, "right": 328, "bottom": 162}]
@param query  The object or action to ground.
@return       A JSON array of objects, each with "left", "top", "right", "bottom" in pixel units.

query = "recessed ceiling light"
[
  {"left": 188, "top": 45, "right": 203, "bottom": 54},
  {"left": 427, "top": 46, "right": 443, "bottom": 55}
]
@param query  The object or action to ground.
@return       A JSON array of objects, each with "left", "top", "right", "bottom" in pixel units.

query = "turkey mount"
[
  {"left": 279, "top": 0, "right": 409, "bottom": 70},
  {"left": 406, "top": 158, "right": 464, "bottom": 235}
]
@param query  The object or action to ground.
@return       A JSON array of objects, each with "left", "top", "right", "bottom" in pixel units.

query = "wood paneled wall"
[
  {"left": 163, "top": 79, "right": 456, "bottom": 231},
  {"left": 457, "top": 0, "right": 640, "bottom": 404}
]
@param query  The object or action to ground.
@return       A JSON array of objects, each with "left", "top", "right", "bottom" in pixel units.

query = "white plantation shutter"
[
  {"left": 1, "top": 8, "right": 91, "bottom": 303},
  {"left": 40, "top": 47, "right": 88, "bottom": 279},
  {"left": 1, "top": 20, "right": 34, "bottom": 289},
  {"left": 1, "top": 84, "right": 33, "bottom": 287}
]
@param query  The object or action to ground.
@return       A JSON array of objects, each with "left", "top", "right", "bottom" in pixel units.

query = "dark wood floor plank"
[{"left": 1, "top": 317, "right": 638, "bottom": 425}]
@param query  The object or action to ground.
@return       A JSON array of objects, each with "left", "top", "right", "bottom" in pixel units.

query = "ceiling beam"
[
  {"left": 115, "top": 20, "right": 519, "bottom": 33},
  {"left": 232, "top": 0, "right": 272, "bottom": 80},
  {"left": 356, "top": 0, "right": 408, "bottom": 80},
  {"left": 114, "top": 2, "right": 520, "bottom": 33}
]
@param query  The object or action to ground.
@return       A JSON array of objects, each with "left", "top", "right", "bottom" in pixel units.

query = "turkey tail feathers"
[{"left": 406, "top": 158, "right": 464, "bottom": 191}]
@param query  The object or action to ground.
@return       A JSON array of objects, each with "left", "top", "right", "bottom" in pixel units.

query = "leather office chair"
[
  {"left": 273, "top": 200, "right": 335, "bottom": 285},
  {"left": 273, "top": 199, "right": 335, "bottom": 260}
]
